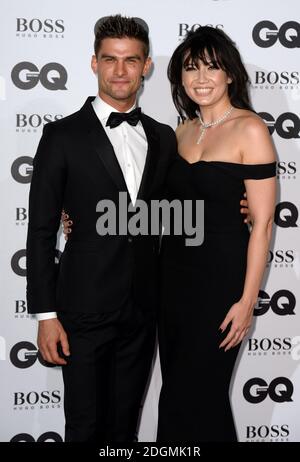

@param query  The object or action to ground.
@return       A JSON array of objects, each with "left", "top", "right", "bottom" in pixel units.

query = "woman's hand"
[
  {"left": 219, "top": 299, "right": 254, "bottom": 351},
  {"left": 240, "top": 192, "right": 252, "bottom": 225},
  {"left": 61, "top": 210, "right": 73, "bottom": 240}
]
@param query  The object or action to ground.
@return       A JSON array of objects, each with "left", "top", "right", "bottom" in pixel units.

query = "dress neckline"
[{"left": 178, "top": 156, "right": 276, "bottom": 167}]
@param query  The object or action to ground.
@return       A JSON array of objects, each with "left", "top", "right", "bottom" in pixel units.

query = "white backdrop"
[{"left": 0, "top": 0, "right": 299, "bottom": 442}]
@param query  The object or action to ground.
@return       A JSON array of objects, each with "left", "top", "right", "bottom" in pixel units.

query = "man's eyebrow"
[
  {"left": 100, "top": 53, "right": 142, "bottom": 60},
  {"left": 126, "top": 55, "right": 142, "bottom": 60}
]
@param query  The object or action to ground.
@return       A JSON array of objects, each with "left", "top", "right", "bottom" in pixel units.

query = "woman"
[{"left": 156, "top": 26, "right": 276, "bottom": 442}]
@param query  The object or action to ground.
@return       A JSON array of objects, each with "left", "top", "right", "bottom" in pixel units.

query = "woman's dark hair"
[
  {"left": 94, "top": 14, "right": 149, "bottom": 58},
  {"left": 168, "top": 26, "right": 253, "bottom": 121}
]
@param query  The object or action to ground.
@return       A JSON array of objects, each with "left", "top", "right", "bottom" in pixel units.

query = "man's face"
[{"left": 91, "top": 37, "right": 152, "bottom": 110}]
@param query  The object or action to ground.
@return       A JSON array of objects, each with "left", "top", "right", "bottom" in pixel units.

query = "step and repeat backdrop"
[{"left": 0, "top": 0, "right": 299, "bottom": 442}]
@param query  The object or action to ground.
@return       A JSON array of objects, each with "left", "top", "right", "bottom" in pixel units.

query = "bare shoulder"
[
  {"left": 234, "top": 110, "right": 269, "bottom": 137},
  {"left": 233, "top": 110, "right": 276, "bottom": 164}
]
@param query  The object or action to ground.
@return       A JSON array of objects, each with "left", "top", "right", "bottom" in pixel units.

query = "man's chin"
[{"left": 110, "top": 92, "right": 135, "bottom": 101}]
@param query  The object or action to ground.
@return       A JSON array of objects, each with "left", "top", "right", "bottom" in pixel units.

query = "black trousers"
[{"left": 58, "top": 300, "right": 156, "bottom": 442}]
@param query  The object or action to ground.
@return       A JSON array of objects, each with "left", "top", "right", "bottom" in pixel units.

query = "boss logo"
[
  {"left": 252, "top": 21, "right": 300, "bottom": 48},
  {"left": 246, "top": 424, "right": 289, "bottom": 440},
  {"left": 267, "top": 249, "right": 294, "bottom": 267},
  {"left": 254, "top": 71, "right": 299, "bottom": 86},
  {"left": 243, "top": 377, "right": 293, "bottom": 403},
  {"left": 11, "top": 62, "right": 67, "bottom": 90},
  {"left": 15, "top": 300, "right": 31, "bottom": 318},
  {"left": 16, "top": 208, "right": 28, "bottom": 226},
  {"left": 16, "top": 18, "right": 64, "bottom": 34},
  {"left": 247, "top": 337, "right": 292, "bottom": 353},
  {"left": 14, "top": 390, "right": 61, "bottom": 406},
  {"left": 277, "top": 161, "right": 297, "bottom": 177},
  {"left": 254, "top": 289, "right": 296, "bottom": 316},
  {"left": 178, "top": 23, "right": 224, "bottom": 38},
  {"left": 16, "top": 113, "right": 63, "bottom": 131}
]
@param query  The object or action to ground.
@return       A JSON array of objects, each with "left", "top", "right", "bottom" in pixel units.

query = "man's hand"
[
  {"left": 240, "top": 192, "right": 252, "bottom": 225},
  {"left": 38, "top": 318, "right": 70, "bottom": 365},
  {"left": 61, "top": 209, "right": 72, "bottom": 240}
]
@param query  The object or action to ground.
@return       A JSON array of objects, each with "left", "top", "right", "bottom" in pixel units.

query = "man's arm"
[
  {"left": 27, "top": 123, "right": 66, "bottom": 311},
  {"left": 26, "top": 123, "right": 69, "bottom": 364}
]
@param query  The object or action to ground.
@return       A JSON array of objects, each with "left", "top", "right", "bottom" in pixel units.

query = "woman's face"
[{"left": 181, "top": 53, "right": 232, "bottom": 108}]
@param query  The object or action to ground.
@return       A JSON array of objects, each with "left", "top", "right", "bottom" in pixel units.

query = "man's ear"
[
  {"left": 91, "top": 55, "right": 98, "bottom": 74},
  {"left": 143, "top": 57, "right": 152, "bottom": 78}
]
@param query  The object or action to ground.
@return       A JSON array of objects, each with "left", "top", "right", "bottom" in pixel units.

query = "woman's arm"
[{"left": 219, "top": 116, "right": 276, "bottom": 351}]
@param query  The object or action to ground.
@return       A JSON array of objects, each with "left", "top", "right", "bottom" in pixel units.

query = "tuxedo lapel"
[
  {"left": 138, "top": 114, "right": 160, "bottom": 200},
  {"left": 80, "top": 99, "right": 160, "bottom": 200},
  {"left": 81, "top": 97, "right": 128, "bottom": 193}
]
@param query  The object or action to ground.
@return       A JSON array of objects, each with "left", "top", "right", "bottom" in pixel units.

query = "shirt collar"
[{"left": 92, "top": 95, "right": 136, "bottom": 122}]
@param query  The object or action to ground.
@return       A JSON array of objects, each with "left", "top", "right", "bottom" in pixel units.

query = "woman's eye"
[{"left": 207, "top": 64, "right": 219, "bottom": 70}]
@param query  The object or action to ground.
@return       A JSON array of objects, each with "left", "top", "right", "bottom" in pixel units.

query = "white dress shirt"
[{"left": 36, "top": 95, "right": 148, "bottom": 321}]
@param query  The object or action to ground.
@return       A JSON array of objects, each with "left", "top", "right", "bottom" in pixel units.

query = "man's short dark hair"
[{"left": 94, "top": 14, "right": 149, "bottom": 58}]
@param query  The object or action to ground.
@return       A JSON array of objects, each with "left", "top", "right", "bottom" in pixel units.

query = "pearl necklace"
[{"left": 196, "top": 106, "right": 234, "bottom": 144}]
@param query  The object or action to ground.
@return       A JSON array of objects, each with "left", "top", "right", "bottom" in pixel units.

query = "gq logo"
[
  {"left": 11, "top": 249, "right": 62, "bottom": 277},
  {"left": 11, "top": 249, "right": 26, "bottom": 277},
  {"left": 258, "top": 112, "right": 300, "bottom": 139},
  {"left": 243, "top": 377, "right": 293, "bottom": 403},
  {"left": 252, "top": 21, "right": 300, "bottom": 48},
  {"left": 275, "top": 202, "right": 298, "bottom": 228},
  {"left": 11, "top": 156, "right": 33, "bottom": 183},
  {"left": 11, "top": 432, "right": 62, "bottom": 442},
  {"left": 254, "top": 289, "right": 296, "bottom": 316},
  {"left": 11, "top": 61, "right": 67, "bottom": 90},
  {"left": 10, "top": 341, "right": 56, "bottom": 368}
]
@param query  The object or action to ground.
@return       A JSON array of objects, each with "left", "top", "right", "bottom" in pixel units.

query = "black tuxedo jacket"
[{"left": 26, "top": 97, "right": 177, "bottom": 314}]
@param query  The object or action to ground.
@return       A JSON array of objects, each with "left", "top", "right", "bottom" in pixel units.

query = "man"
[{"left": 26, "top": 15, "right": 176, "bottom": 442}]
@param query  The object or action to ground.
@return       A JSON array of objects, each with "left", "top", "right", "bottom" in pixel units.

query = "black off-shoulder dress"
[{"left": 157, "top": 158, "right": 276, "bottom": 442}]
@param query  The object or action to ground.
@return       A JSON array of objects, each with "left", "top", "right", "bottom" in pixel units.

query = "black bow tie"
[{"left": 106, "top": 107, "right": 142, "bottom": 129}]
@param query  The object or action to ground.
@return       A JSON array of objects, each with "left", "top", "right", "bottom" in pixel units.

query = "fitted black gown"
[{"left": 157, "top": 157, "right": 276, "bottom": 442}]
